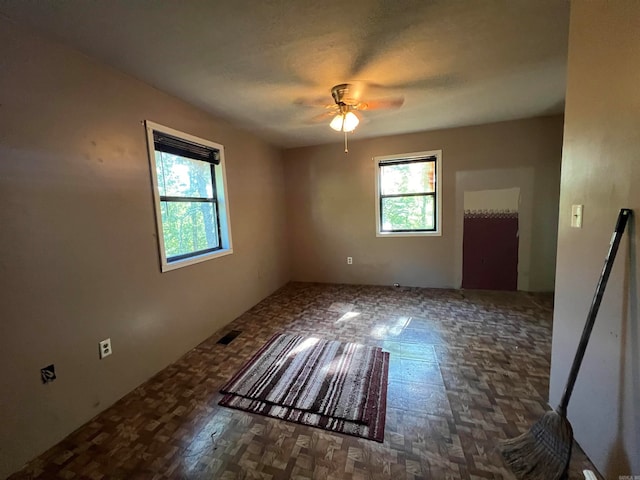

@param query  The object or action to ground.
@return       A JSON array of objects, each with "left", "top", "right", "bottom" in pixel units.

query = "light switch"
[{"left": 571, "top": 204, "right": 583, "bottom": 228}]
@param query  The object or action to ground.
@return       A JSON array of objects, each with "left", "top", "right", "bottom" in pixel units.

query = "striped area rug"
[{"left": 219, "top": 333, "right": 389, "bottom": 442}]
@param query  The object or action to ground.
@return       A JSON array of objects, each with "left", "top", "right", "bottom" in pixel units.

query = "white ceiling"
[{"left": 0, "top": 0, "right": 569, "bottom": 148}]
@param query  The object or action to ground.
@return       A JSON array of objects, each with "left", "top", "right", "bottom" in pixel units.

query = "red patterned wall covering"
[{"left": 462, "top": 210, "right": 519, "bottom": 291}]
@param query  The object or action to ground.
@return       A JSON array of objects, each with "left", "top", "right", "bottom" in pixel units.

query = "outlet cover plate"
[{"left": 99, "top": 338, "right": 112, "bottom": 359}]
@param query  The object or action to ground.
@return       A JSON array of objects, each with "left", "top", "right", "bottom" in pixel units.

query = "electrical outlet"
[
  {"left": 347, "top": 257, "right": 353, "bottom": 264},
  {"left": 99, "top": 338, "right": 112, "bottom": 359}
]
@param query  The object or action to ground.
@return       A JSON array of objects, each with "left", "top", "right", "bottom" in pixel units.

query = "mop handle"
[{"left": 557, "top": 208, "right": 632, "bottom": 416}]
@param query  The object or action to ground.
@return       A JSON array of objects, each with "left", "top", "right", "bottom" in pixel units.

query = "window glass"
[
  {"left": 155, "top": 152, "right": 213, "bottom": 198},
  {"left": 381, "top": 195, "right": 435, "bottom": 231},
  {"left": 160, "top": 201, "right": 219, "bottom": 259},
  {"left": 380, "top": 161, "right": 435, "bottom": 195}
]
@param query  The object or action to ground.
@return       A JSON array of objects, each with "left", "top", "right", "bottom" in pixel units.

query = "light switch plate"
[{"left": 571, "top": 204, "right": 583, "bottom": 228}]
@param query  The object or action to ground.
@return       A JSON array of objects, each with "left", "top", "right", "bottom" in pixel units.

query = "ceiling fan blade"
[
  {"left": 305, "top": 110, "right": 338, "bottom": 124},
  {"left": 357, "top": 96, "right": 404, "bottom": 111},
  {"left": 294, "top": 96, "right": 333, "bottom": 108}
]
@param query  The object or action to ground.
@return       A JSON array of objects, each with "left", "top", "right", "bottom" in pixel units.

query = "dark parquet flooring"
[{"left": 10, "top": 282, "right": 600, "bottom": 479}]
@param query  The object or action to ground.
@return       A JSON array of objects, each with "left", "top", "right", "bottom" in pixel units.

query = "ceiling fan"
[{"left": 298, "top": 82, "right": 404, "bottom": 152}]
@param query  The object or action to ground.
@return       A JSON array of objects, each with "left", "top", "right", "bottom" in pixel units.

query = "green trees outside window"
[{"left": 155, "top": 152, "right": 220, "bottom": 260}]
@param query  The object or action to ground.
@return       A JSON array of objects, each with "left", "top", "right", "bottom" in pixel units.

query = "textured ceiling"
[{"left": 0, "top": 0, "right": 569, "bottom": 148}]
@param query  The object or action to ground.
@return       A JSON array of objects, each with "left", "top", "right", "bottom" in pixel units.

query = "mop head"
[{"left": 499, "top": 410, "right": 573, "bottom": 480}]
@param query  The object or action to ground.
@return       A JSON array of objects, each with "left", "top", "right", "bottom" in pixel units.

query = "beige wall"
[
  {"left": 0, "top": 19, "right": 289, "bottom": 478},
  {"left": 283, "top": 116, "right": 563, "bottom": 291},
  {"left": 549, "top": 1, "right": 639, "bottom": 476}
]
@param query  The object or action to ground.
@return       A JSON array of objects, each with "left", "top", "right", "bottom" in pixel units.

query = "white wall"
[
  {"left": 549, "top": 1, "right": 639, "bottom": 477},
  {"left": 0, "top": 18, "right": 289, "bottom": 478},
  {"left": 284, "top": 116, "right": 563, "bottom": 291}
]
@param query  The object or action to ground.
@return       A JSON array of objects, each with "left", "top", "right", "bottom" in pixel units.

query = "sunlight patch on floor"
[
  {"left": 336, "top": 311, "right": 360, "bottom": 324},
  {"left": 370, "top": 316, "right": 412, "bottom": 339}
]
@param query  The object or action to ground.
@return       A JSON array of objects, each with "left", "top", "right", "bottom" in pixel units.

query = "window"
[
  {"left": 145, "top": 121, "right": 232, "bottom": 271},
  {"left": 374, "top": 150, "right": 442, "bottom": 236}
]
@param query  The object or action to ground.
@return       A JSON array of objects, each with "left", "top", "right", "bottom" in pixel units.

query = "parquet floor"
[{"left": 10, "top": 282, "right": 600, "bottom": 479}]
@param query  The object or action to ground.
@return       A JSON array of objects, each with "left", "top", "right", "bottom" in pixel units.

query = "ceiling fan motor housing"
[{"left": 331, "top": 83, "right": 357, "bottom": 106}]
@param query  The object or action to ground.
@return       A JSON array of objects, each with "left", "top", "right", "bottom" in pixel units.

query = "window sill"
[
  {"left": 161, "top": 247, "right": 233, "bottom": 272},
  {"left": 376, "top": 231, "right": 442, "bottom": 238}
]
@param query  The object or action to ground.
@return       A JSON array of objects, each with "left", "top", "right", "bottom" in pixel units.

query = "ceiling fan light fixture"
[
  {"left": 329, "top": 113, "right": 344, "bottom": 132},
  {"left": 342, "top": 111, "right": 359, "bottom": 132},
  {"left": 329, "top": 111, "right": 359, "bottom": 132}
]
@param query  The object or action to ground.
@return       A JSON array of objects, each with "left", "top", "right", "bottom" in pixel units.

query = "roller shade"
[{"left": 153, "top": 131, "right": 220, "bottom": 165}]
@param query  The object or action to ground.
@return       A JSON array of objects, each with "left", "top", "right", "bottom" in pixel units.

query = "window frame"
[
  {"left": 145, "top": 120, "right": 233, "bottom": 272},
  {"left": 374, "top": 150, "right": 442, "bottom": 237}
]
